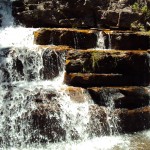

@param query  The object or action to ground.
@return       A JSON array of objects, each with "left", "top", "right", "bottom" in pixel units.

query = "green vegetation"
[
  {"left": 131, "top": 2, "right": 150, "bottom": 31},
  {"left": 131, "top": 21, "right": 145, "bottom": 31},
  {"left": 132, "top": 2, "right": 149, "bottom": 14}
]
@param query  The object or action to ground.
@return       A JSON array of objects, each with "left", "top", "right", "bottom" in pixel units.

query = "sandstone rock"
[
  {"left": 64, "top": 86, "right": 90, "bottom": 103},
  {"left": 104, "top": 31, "right": 150, "bottom": 50},
  {"left": 66, "top": 50, "right": 150, "bottom": 76},
  {"left": 12, "top": 0, "right": 109, "bottom": 28},
  {"left": 34, "top": 29, "right": 150, "bottom": 50},
  {"left": 12, "top": 0, "right": 150, "bottom": 30},
  {"left": 64, "top": 73, "right": 149, "bottom": 87},
  {"left": 34, "top": 28, "right": 97, "bottom": 49},
  {"left": 116, "top": 106, "right": 150, "bottom": 133},
  {"left": 88, "top": 87, "right": 150, "bottom": 109}
]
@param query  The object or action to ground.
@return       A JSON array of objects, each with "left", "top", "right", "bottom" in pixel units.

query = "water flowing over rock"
[{"left": 1, "top": 0, "right": 150, "bottom": 149}]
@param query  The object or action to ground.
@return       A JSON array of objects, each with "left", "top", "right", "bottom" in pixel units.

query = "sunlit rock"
[
  {"left": 64, "top": 86, "right": 90, "bottom": 103},
  {"left": 66, "top": 50, "right": 150, "bottom": 74},
  {"left": 34, "top": 28, "right": 97, "bottom": 49}
]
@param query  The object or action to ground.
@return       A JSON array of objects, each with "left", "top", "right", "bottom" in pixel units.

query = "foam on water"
[{"left": 0, "top": 27, "right": 38, "bottom": 48}]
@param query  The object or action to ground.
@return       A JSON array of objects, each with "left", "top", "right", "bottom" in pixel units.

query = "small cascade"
[
  {"left": 1, "top": 0, "right": 150, "bottom": 149},
  {"left": 0, "top": 1, "right": 93, "bottom": 148},
  {"left": 96, "top": 31, "right": 105, "bottom": 49}
]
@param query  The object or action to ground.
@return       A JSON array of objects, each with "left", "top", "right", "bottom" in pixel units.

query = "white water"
[
  {"left": 0, "top": 1, "right": 150, "bottom": 150},
  {"left": 96, "top": 31, "right": 105, "bottom": 49}
]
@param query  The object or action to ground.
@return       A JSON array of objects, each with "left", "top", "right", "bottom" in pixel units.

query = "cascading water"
[
  {"left": 1, "top": 1, "right": 150, "bottom": 150},
  {"left": 96, "top": 31, "right": 106, "bottom": 49},
  {"left": 0, "top": 0, "right": 93, "bottom": 149}
]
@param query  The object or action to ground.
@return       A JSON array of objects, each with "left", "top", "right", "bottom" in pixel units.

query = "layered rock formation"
[
  {"left": 12, "top": 0, "right": 150, "bottom": 30},
  {"left": 8, "top": 0, "right": 150, "bottom": 142}
]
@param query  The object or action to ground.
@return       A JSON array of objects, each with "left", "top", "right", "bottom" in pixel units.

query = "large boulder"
[{"left": 88, "top": 87, "right": 150, "bottom": 109}]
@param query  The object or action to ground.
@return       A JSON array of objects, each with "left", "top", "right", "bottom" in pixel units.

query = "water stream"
[{"left": 0, "top": 1, "right": 150, "bottom": 150}]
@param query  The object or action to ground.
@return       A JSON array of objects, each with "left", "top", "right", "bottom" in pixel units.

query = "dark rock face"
[
  {"left": 12, "top": 0, "right": 150, "bottom": 30},
  {"left": 0, "top": 14, "right": 2, "bottom": 27},
  {"left": 12, "top": 0, "right": 109, "bottom": 28},
  {"left": 116, "top": 106, "right": 150, "bottom": 133},
  {"left": 64, "top": 73, "right": 150, "bottom": 87},
  {"left": 34, "top": 28, "right": 150, "bottom": 50},
  {"left": 104, "top": 31, "right": 150, "bottom": 50},
  {"left": 65, "top": 50, "right": 150, "bottom": 87},
  {"left": 34, "top": 28, "right": 97, "bottom": 49},
  {"left": 41, "top": 47, "right": 66, "bottom": 80},
  {"left": 66, "top": 50, "right": 150, "bottom": 75},
  {"left": 88, "top": 87, "right": 150, "bottom": 109}
]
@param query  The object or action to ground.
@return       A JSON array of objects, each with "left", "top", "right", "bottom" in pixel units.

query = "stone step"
[
  {"left": 34, "top": 28, "right": 98, "bottom": 49},
  {"left": 116, "top": 106, "right": 150, "bottom": 133},
  {"left": 88, "top": 87, "right": 150, "bottom": 109},
  {"left": 66, "top": 50, "right": 150, "bottom": 75},
  {"left": 34, "top": 28, "right": 150, "bottom": 50},
  {"left": 64, "top": 73, "right": 150, "bottom": 87},
  {"left": 104, "top": 30, "right": 150, "bottom": 50}
]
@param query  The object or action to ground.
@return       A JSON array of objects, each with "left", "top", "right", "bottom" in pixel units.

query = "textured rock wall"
[{"left": 12, "top": 0, "right": 150, "bottom": 30}]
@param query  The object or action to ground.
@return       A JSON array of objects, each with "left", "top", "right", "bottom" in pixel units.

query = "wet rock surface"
[
  {"left": 66, "top": 50, "right": 150, "bottom": 75},
  {"left": 0, "top": 46, "right": 70, "bottom": 82},
  {"left": 104, "top": 31, "right": 150, "bottom": 50},
  {"left": 64, "top": 73, "right": 150, "bottom": 87},
  {"left": 34, "top": 28, "right": 150, "bottom": 50},
  {"left": 88, "top": 87, "right": 150, "bottom": 109},
  {"left": 116, "top": 106, "right": 150, "bottom": 133},
  {"left": 65, "top": 50, "right": 150, "bottom": 87},
  {"left": 34, "top": 28, "right": 97, "bottom": 49}
]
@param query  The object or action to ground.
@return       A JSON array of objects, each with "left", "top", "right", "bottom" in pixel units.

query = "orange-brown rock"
[
  {"left": 88, "top": 87, "right": 150, "bottom": 109},
  {"left": 34, "top": 28, "right": 97, "bottom": 49},
  {"left": 116, "top": 106, "right": 150, "bottom": 133},
  {"left": 64, "top": 73, "right": 149, "bottom": 87},
  {"left": 66, "top": 50, "right": 150, "bottom": 76},
  {"left": 64, "top": 86, "right": 90, "bottom": 103},
  {"left": 104, "top": 31, "right": 150, "bottom": 50}
]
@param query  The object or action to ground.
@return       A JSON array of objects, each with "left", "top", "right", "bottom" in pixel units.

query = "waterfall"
[
  {"left": 1, "top": 0, "right": 150, "bottom": 149},
  {"left": 0, "top": 1, "right": 92, "bottom": 149}
]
